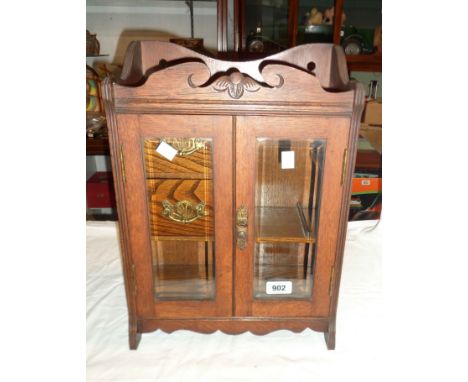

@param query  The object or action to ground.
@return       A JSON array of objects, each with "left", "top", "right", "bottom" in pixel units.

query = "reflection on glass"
[
  {"left": 297, "top": 0, "right": 335, "bottom": 45},
  {"left": 244, "top": 0, "right": 289, "bottom": 52},
  {"left": 144, "top": 138, "right": 215, "bottom": 300},
  {"left": 254, "top": 138, "right": 326, "bottom": 299},
  {"left": 341, "top": 0, "right": 381, "bottom": 55},
  {"left": 296, "top": 0, "right": 381, "bottom": 55}
]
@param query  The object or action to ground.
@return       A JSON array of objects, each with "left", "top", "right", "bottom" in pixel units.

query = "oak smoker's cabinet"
[{"left": 103, "top": 41, "right": 365, "bottom": 350}]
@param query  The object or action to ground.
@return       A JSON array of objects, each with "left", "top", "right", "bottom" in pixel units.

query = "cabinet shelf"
[
  {"left": 152, "top": 235, "right": 214, "bottom": 242},
  {"left": 255, "top": 206, "right": 316, "bottom": 244},
  {"left": 148, "top": 173, "right": 211, "bottom": 180},
  {"left": 346, "top": 54, "right": 382, "bottom": 72}
]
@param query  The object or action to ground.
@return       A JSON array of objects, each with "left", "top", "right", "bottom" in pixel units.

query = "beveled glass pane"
[
  {"left": 253, "top": 138, "right": 326, "bottom": 299},
  {"left": 144, "top": 137, "right": 215, "bottom": 300}
]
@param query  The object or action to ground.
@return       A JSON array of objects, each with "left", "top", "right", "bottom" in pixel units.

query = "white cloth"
[{"left": 87, "top": 220, "right": 382, "bottom": 382}]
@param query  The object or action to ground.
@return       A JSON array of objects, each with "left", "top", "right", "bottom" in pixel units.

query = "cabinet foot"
[
  {"left": 324, "top": 329, "right": 335, "bottom": 350},
  {"left": 129, "top": 324, "right": 141, "bottom": 350}
]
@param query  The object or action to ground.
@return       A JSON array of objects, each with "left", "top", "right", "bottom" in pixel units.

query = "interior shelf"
[
  {"left": 153, "top": 264, "right": 215, "bottom": 300},
  {"left": 255, "top": 206, "right": 315, "bottom": 244},
  {"left": 346, "top": 54, "right": 382, "bottom": 72},
  {"left": 152, "top": 235, "right": 214, "bottom": 242},
  {"left": 148, "top": 173, "right": 212, "bottom": 180}
]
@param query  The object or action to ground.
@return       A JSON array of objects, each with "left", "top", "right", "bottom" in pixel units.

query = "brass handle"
[
  {"left": 162, "top": 137, "right": 205, "bottom": 157},
  {"left": 236, "top": 206, "right": 248, "bottom": 250},
  {"left": 162, "top": 200, "right": 206, "bottom": 223}
]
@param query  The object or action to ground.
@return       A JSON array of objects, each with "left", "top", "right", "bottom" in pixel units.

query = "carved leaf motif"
[{"left": 213, "top": 72, "right": 261, "bottom": 99}]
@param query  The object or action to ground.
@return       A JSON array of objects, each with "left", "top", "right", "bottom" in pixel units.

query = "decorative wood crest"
[
  {"left": 188, "top": 70, "right": 284, "bottom": 99},
  {"left": 212, "top": 72, "right": 260, "bottom": 99},
  {"left": 117, "top": 41, "right": 350, "bottom": 91}
]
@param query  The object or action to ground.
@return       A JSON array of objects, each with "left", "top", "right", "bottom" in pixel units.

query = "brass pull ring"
[
  {"left": 162, "top": 138, "right": 205, "bottom": 157},
  {"left": 162, "top": 200, "right": 206, "bottom": 224}
]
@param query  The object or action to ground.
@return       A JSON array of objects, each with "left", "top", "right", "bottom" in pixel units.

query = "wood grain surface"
[
  {"left": 147, "top": 179, "right": 214, "bottom": 237},
  {"left": 144, "top": 139, "right": 213, "bottom": 179}
]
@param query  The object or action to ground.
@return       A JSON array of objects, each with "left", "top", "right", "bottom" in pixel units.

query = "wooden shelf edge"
[
  {"left": 86, "top": 137, "right": 110, "bottom": 155},
  {"left": 256, "top": 237, "right": 315, "bottom": 244},
  {"left": 255, "top": 206, "right": 316, "bottom": 245},
  {"left": 152, "top": 236, "right": 214, "bottom": 242},
  {"left": 346, "top": 54, "right": 382, "bottom": 72}
]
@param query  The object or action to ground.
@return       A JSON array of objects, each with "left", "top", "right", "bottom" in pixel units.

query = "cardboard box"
[
  {"left": 359, "top": 124, "right": 382, "bottom": 154},
  {"left": 362, "top": 99, "right": 382, "bottom": 125},
  {"left": 351, "top": 177, "right": 382, "bottom": 195}
]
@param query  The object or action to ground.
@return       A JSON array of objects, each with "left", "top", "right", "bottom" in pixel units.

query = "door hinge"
[
  {"left": 130, "top": 263, "right": 137, "bottom": 296},
  {"left": 328, "top": 266, "right": 335, "bottom": 297},
  {"left": 120, "top": 144, "right": 126, "bottom": 184},
  {"left": 340, "top": 148, "right": 348, "bottom": 186}
]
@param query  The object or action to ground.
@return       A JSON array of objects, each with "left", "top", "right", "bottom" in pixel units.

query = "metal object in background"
[{"left": 368, "top": 80, "right": 379, "bottom": 99}]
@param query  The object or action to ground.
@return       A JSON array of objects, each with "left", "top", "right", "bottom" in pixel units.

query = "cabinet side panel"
[
  {"left": 326, "top": 82, "right": 366, "bottom": 333},
  {"left": 102, "top": 80, "right": 141, "bottom": 347}
]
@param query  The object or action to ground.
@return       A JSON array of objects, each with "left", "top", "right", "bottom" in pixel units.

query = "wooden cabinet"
[{"left": 103, "top": 41, "right": 365, "bottom": 350}]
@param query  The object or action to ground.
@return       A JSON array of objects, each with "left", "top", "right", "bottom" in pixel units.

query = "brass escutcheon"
[{"left": 236, "top": 206, "right": 248, "bottom": 250}]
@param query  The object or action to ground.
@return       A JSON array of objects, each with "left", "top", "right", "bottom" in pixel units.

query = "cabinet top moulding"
[{"left": 104, "top": 41, "right": 359, "bottom": 116}]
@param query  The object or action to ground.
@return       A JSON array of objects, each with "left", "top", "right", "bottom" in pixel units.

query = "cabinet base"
[{"left": 130, "top": 317, "right": 333, "bottom": 350}]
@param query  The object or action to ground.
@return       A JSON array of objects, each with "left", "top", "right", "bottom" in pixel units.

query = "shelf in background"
[
  {"left": 346, "top": 53, "right": 382, "bottom": 72},
  {"left": 86, "top": 136, "right": 110, "bottom": 155}
]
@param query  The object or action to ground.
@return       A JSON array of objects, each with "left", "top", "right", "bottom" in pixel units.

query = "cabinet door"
[
  {"left": 118, "top": 114, "right": 233, "bottom": 318},
  {"left": 235, "top": 116, "right": 349, "bottom": 317}
]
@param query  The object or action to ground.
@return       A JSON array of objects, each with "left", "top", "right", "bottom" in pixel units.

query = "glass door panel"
[
  {"left": 144, "top": 137, "right": 215, "bottom": 300},
  {"left": 296, "top": 0, "right": 335, "bottom": 46},
  {"left": 253, "top": 138, "right": 326, "bottom": 299},
  {"left": 244, "top": 0, "right": 289, "bottom": 52}
]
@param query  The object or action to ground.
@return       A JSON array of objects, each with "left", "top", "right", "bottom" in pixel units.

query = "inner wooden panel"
[
  {"left": 151, "top": 239, "right": 214, "bottom": 266},
  {"left": 255, "top": 139, "right": 313, "bottom": 208},
  {"left": 144, "top": 139, "right": 213, "bottom": 179},
  {"left": 147, "top": 179, "right": 214, "bottom": 237}
]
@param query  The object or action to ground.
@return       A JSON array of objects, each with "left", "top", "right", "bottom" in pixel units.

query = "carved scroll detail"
[
  {"left": 213, "top": 72, "right": 261, "bottom": 99},
  {"left": 273, "top": 74, "right": 284, "bottom": 88}
]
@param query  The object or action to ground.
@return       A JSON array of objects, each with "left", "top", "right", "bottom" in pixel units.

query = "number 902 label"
[{"left": 266, "top": 281, "right": 292, "bottom": 295}]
